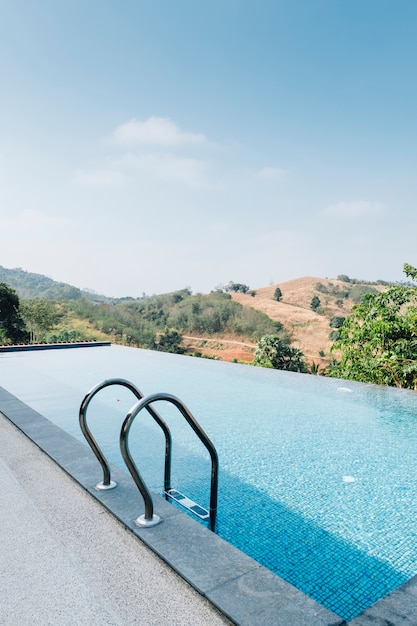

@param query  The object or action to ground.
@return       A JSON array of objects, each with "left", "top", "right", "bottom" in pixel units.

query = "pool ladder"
[{"left": 79, "top": 378, "right": 219, "bottom": 531}]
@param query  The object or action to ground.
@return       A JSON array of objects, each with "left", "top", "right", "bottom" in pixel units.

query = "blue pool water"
[{"left": 1, "top": 344, "right": 417, "bottom": 620}]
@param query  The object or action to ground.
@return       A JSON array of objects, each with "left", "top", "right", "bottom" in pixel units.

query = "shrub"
[
  {"left": 310, "top": 295, "right": 321, "bottom": 311},
  {"left": 254, "top": 335, "right": 308, "bottom": 373},
  {"left": 329, "top": 316, "right": 346, "bottom": 329},
  {"left": 273, "top": 287, "right": 282, "bottom": 301}
]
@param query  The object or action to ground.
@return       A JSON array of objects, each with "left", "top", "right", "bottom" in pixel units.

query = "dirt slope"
[
  {"left": 231, "top": 277, "right": 384, "bottom": 366},
  {"left": 184, "top": 276, "right": 384, "bottom": 367}
]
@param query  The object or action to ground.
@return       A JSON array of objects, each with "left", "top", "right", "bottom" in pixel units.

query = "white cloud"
[
  {"left": 111, "top": 116, "right": 207, "bottom": 148},
  {"left": 75, "top": 116, "right": 214, "bottom": 189},
  {"left": 320, "top": 200, "right": 387, "bottom": 219},
  {"left": 256, "top": 166, "right": 288, "bottom": 181}
]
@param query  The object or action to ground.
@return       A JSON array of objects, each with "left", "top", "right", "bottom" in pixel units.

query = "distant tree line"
[
  {"left": 337, "top": 274, "right": 392, "bottom": 286},
  {"left": 0, "top": 283, "right": 284, "bottom": 355},
  {"left": 315, "top": 281, "right": 380, "bottom": 304}
]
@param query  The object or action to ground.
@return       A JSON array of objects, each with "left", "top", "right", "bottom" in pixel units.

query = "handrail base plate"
[
  {"left": 135, "top": 514, "right": 161, "bottom": 527},
  {"left": 95, "top": 480, "right": 117, "bottom": 490}
]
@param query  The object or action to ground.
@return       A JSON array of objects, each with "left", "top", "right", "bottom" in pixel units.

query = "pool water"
[{"left": 1, "top": 344, "right": 417, "bottom": 620}]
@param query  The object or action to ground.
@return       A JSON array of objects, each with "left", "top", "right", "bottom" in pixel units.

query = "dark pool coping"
[
  {"left": 0, "top": 341, "right": 111, "bottom": 352},
  {"left": 1, "top": 387, "right": 416, "bottom": 626}
]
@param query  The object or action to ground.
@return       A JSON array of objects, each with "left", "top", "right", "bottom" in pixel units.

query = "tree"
[
  {"left": 224, "top": 281, "right": 250, "bottom": 294},
  {"left": 328, "top": 316, "right": 345, "bottom": 342},
  {"left": 20, "top": 299, "right": 59, "bottom": 343},
  {"left": 254, "top": 335, "right": 308, "bottom": 373},
  {"left": 337, "top": 274, "right": 351, "bottom": 283},
  {"left": 310, "top": 295, "right": 321, "bottom": 311},
  {"left": 404, "top": 262, "right": 417, "bottom": 280},
  {"left": 0, "top": 283, "right": 29, "bottom": 344},
  {"left": 157, "top": 329, "right": 185, "bottom": 354},
  {"left": 328, "top": 330, "right": 342, "bottom": 342},
  {"left": 329, "top": 263, "right": 417, "bottom": 389},
  {"left": 273, "top": 287, "right": 282, "bottom": 302},
  {"left": 329, "top": 316, "right": 346, "bottom": 329}
]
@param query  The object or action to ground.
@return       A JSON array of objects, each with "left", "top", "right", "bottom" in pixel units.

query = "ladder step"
[{"left": 165, "top": 488, "right": 209, "bottom": 521}]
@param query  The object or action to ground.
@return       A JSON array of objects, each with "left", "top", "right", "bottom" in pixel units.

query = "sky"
[{"left": 1, "top": 1, "right": 416, "bottom": 297}]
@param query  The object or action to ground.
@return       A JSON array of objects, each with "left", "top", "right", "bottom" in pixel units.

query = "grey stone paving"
[{"left": 0, "top": 415, "right": 230, "bottom": 626}]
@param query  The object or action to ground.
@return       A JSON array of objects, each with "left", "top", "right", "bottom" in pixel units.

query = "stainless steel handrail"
[
  {"left": 79, "top": 378, "right": 172, "bottom": 491},
  {"left": 120, "top": 392, "right": 219, "bottom": 531}
]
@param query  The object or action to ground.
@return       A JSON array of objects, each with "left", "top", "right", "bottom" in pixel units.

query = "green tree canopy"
[
  {"left": 329, "top": 316, "right": 346, "bottom": 329},
  {"left": 0, "top": 283, "right": 29, "bottom": 344},
  {"left": 157, "top": 329, "right": 185, "bottom": 354},
  {"left": 273, "top": 287, "right": 282, "bottom": 301},
  {"left": 20, "top": 299, "right": 59, "bottom": 343},
  {"left": 329, "top": 263, "right": 417, "bottom": 389},
  {"left": 310, "top": 295, "right": 321, "bottom": 311},
  {"left": 254, "top": 335, "right": 308, "bottom": 373},
  {"left": 224, "top": 281, "right": 250, "bottom": 293}
]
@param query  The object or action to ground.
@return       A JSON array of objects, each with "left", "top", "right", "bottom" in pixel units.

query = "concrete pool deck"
[{"left": 1, "top": 386, "right": 417, "bottom": 625}]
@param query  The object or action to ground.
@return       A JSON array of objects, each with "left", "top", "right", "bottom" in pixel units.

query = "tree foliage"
[
  {"left": 310, "top": 295, "right": 321, "bottom": 311},
  {"left": 224, "top": 281, "right": 250, "bottom": 293},
  {"left": 329, "top": 316, "right": 346, "bottom": 329},
  {"left": 165, "top": 291, "right": 281, "bottom": 339},
  {"left": 20, "top": 299, "right": 60, "bottom": 343},
  {"left": 254, "top": 335, "right": 308, "bottom": 373},
  {"left": 316, "top": 282, "right": 350, "bottom": 298},
  {"left": 60, "top": 287, "right": 283, "bottom": 354},
  {"left": 157, "top": 329, "right": 185, "bottom": 354},
  {"left": 329, "top": 264, "right": 417, "bottom": 389},
  {"left": 273, "top": 287, "right": 282, "bottom": 301},
  {"left": 0, "top": 283, "right": 29, "bottom": 344}
]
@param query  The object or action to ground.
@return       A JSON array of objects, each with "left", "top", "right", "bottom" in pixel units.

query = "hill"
[
  {"left": 0, "top": 264, "right": 387, "bottom": 367},
  {"left": 230, "top": 276, "right": 384, "bottom": 365},
  {"left": 0, "top": 266, "right": 109, "bottom": 302}
]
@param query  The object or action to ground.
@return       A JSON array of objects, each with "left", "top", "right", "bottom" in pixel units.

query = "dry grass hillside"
[{"left": 183, "top": 276, "right": 385, "bottom": 367}]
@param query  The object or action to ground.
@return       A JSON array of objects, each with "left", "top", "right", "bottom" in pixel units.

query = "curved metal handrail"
[
  {"left": 79, "top": 378, "right": 172, "bottom": 491},
  {"left": 120, "top": 392, "right": 219, "bottom": 530}
]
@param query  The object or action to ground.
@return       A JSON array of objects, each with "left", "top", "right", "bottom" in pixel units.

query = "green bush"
[
  {"left": 273, "top": 287, "right": 282, "bottom": 301},
  {"left": 254, "top": 335, "right": 308, "bottom": 373},
  {"left": 310, "top": 295, "right": 321, "bottom": 311},
  {"left": 329, "top": 316, "right": 346, "bottom": 328}
]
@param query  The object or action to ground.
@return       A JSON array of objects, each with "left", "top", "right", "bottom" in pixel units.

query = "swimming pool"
[{"left": 1, "top": 344, "right": 417, "bottom": 620}]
